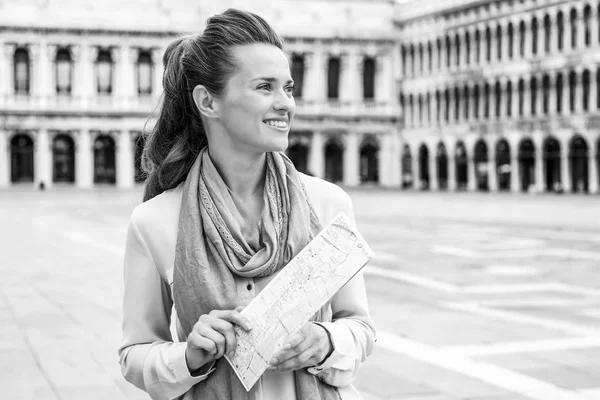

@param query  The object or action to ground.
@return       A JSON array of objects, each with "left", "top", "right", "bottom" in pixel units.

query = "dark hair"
[{"left": 141, "top": 8, "right": 285, "bottom": 202}]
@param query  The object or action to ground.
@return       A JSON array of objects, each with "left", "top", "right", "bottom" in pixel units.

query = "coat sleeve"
[
  {"left": 307, "top": 191, "right": 376, "bottom": 387},
  {"left": 118, "top": 209, "right": 215, "bottom": 400}
]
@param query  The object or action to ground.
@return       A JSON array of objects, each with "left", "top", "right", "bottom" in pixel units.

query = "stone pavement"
[{"left": 1, "top": 186, "right": 600, "bottom": 399}]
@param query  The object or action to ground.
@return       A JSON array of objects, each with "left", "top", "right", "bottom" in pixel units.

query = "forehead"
[{"left": 229, "top": 43, "right": 291, "bottom": 81}]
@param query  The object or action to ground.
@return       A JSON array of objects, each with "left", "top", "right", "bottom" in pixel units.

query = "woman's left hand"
[{"left": 267, "top": 322, "right": 332, "bottom": 372}]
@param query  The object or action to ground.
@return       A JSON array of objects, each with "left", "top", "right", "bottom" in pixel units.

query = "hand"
[
  {"left": 267, "top": 322, "right": 332, "bottom": 372},
  {"left": 185, "top": 307, "right": 252, "bottom": 372}
]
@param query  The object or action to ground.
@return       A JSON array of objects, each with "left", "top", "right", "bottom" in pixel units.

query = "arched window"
[
  {"left": 568, "top": 70, "right": 576, "bottom": 112},
  {"left": 465, "top": 31, "right": 471, "bottom": 65},
  {"left": 55, "top": 48, "right": 72, "bottom": 95},
  {"left": 399, "top": 92, "right": 405, "bottom": 125},
  {"left": 14, "top": 47, "right": 30, "bottom": 94},
  {"left": 401, "top": 45, "right": 407, "bottom": 76},
  {"left": 583, "top": 69, "right": 590, "bottom": 111},
  {"left": 52, "top": 134, "right": 75, "bottom": 183},
  {"left": 485, "top": 27, "right": 492, "bottom": 61},
  {"left": 496, "top": 25, "right": 503, "bottom": 60},
  {"left": 291, "top": 53, "right": 305, "bottom": 98},
  {"left": 530, "top": 77, "right": 537, "bottom": 116},
  {"left": 542, "top": 74, "right": 550, "bottom": 115},
  {"left": 435, "top": 90, "right": 441, "bottom": 122},
  {"left": 531, "top": 17, "right": 539, "bottom": 55},
  {"left": 410, "top": 45, "right": 416, "bottom": 75},
  {"left": 506, "top": 81, "right": 513, "bottom": 117},
  {"left": 94, "top": 134, "right": 116, "bottom": 183},
  {"left": 570, "top": 9, "right": 578, "bottom": 49},
  {"left": 10, "top": 134, "right": 34, "bottom": 182},
  {"left": 96, "top": 49, "right": 113, "bottom": 95},
  {"left": 475, "top": 30, "right": 481, "bottom": 63},
  {"left": 473, "top": 84, "right": 480, "bottom": 119},
  {"left": 418, "top": 144, "right": 430, "bottom": 190},
  {"left": 557, "top": 11, "right": 565, "bottom": 50},
  {"left": 444, "top": 89, "right": 450, "bottom": 122},
  {"left": 463, "top": 85, "right": 470, "bottom": 120},
  {"left": 427, "top": 42, "right": 433, "bottom": 72},
  {"left": 324, "top": 138, "right": 344, "bottom": 183},
  {"left": 362, "top": 57, "right": 375, "bottom": 100},
  {"left": 418, "top": 44, "right": 424, "bottom": 74},
  {"left": 436, "top": 142, "right": 448, "bottom": 190},
  {"left": 584, "top": 6, "right": 592, "bottom": 46},
  {"left": 445, "top": 36, "right": 452, "bottom": 68},
  {"left": 556, "top": 73, "right": 564, "bottom": 114},
  {"left": 426, "top": 93, "right": 432, "bottom": 124},
  {"left": 137, "top": 50, "right": 153, "bottom": 95},
  {"left": 519, "top": 21, "right": 526, "bottom": 57},
  {"left": 359, "top": 137, "right": 379, "bottom": 184},
  {"left": 496, "top": 139, "right": 511, "bottom": 191},
  {"left": 518, "top": 79, "right": 525, "bottom": 116},
  {"left": 484, "top": 82, "right": 490, "bottom": 119},
  {"left": 495, "top": 81, "right": 502, "bottom": 118},
  {"left": 436, "top": 39, "right": 442, "bottom": 70},
  {"left": 327, "top": 57, "right": 340, "bottom": 99},
  {"left": 418, "top": 94, "right": 423, "bottom": 124},
  {"left": 508, "top": 23, "right": 514, "bottom": 59},
  {"left": 543, "top": 15, "right": 552, "bottom": 53},
  {"left": 455, "top": 33, "right": 461, "bottom": 67},
  {"left": 408, "top": 94, "right": 414, "bottom": 124}
]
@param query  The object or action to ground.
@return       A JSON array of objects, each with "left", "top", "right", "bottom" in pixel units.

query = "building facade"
[
  {"left": 397, "top": 0, "right": 600, "bottom": 194},
  {"left": 0, "top": 0, "right": 400, "bottom": 189}
]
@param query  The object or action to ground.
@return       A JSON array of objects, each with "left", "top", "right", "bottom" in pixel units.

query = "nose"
[{"left": 273, "top": 88, "right": 295, "bottom": 112}]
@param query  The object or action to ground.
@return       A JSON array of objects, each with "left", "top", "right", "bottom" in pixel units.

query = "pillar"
[
  {"left": 490, "top": 25, "right": 498, "bottom": 63},
  {"left": 431, "top": 90, "right": 438, "bottom": 126},
  {"left": 467, "top": 156, "right": 476, "bottom": 192},
  {"left": 378, "top": 134, "right": 394, "bottom": 187},
  {"left": 590, "top": 70, "right": 597, "bottom": 114},
  {"left": 308, "top": 131, "right": 325, "bottom": 179},
  {"left": 76, "top": 129, "right": 93, "bottom": 188},
  {"left": 117, "top": 131, "right": 134, "bottom": 188},
  {"left": 535, "top": 138, "right": 544, "bottom": 192},
  {"left": 304, "top": 50, "right": 327, "bottom": 103},
  {"left": 468, "top": 28, "right": 476, "bottom": 65},
  {"left": 549, "top": 74, "right": 557, "bottom": 116},
  {"left": 592, "top": 8, "right": 600, "bottom": 46},
  {"left": 432, "top": 40, "right": 439, "bottom": 72},
  {"left": 564, "top": 10, "right": 572, "bottom": 51},
  {"left": 511, "top": 79, "right": 519, "bottom": 118},
  {"left": 510, "top": 155, "right": 520, "bottom": 192},
  {"left": 343, "top": 133, "right": 359, "bottom": 186},
  {"left": 340, "top": 51, "right": 360, "bottom": 103},
  {"left": 0, "top": 43, "right": 11, "bottom": 104},
  {"left": 535, "top": 74, "right": 543, "bottom": 116},
  {"left": 35, "top": 43, "right": 52, "bottom": 105},
  {"left": 429, "top": 143, "right": 438, "bottom": 191},
  {"left": 561, "top": 145, "right": 571, "bottom": 193},
  {"left": 34, "top": 129, "right": 52, "bottom": 188},
  {"left": 448, "top": 145, "right": 456, "bottom": 191},
  {"left": 524, "top": 20, "right": 532, "bottom": 58},
  {"left": 549, "top": 14, "right": 558, "bottom": 53},
  {"left": 74, "top": 45, "right": 96, "bottom": 107},
  {"left": 152, "top": 47, "right": 164, "bottom": 98},
  {"left": 412, "top": 145, "right": 420, "bottom": 189},
  {"left": 588, "top": 144, "right": 598, "bottom": 194},
  {"left": 499, "top": 79, "right": 507, "bottom": 119},
  {"left": 488, "top": 149, "right": 498, "bottom": 192},
  {"left": 489, "top": 81, "right": 497, "bottom": 120},
  {"left": 375, "top": 54, "right": 392, "bottom": 103},
  {"left": 0, "top": 130, "right": 8, "bottom": 187},
  {"left": 575, "top": 69, "right": 583, "bottom": 113},
  {"left": 577, "top": 8, "right": 585, "bottom": 49},
  {"left": 522, "top": 79, "right": 531, "bottom": 117},
  {"left": 501, "top": 22, "right": 509, "bottom": 61},
  {"left": 116, "top": 46, "right": 136, "bottom": 108}
]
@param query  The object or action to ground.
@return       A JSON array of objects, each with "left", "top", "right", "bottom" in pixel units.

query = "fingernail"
[
  {"left": 228, "top": 351, "right": 234, "bottom": 358},
  {"left": 269, "top": 358, "right": 278, "bottom": 365},
  {"left": 283, "top": 343, "right": 291, "bottom": 350}
]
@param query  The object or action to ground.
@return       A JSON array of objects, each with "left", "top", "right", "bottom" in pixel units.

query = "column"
[
  {"left": 34, "top": 129, "right": 52, "bottom": 188},
  {"left": 448, "top": 146, "right": 456, "bottom": 191},
  {"left": 535, "top": 138, "right": 544, "bottom": 192},
  {"left": 116, "top": 45, "right": 136, "bottom": 108},
  {"left": 488, "top": 147, "right": 498, "bottom": 192},
  {"left": 592, "top": 8, "right": 600, "bottom": 46},
  {"left": 429, "top": 144, "right": 438, "bottom": 191},
  {"left": 524, "top": 20, "right": 532, "bottom": 58},
  {"left": 378, "top": 134, "right": 393, "bottom": 187},
  {"left": 76, "top": 129, "right": 93, "bottom": 188},
  {"left": 423, "top": 41, "right": 431, "bottom": 75},
  {"left": 152, "top": 47, "right": 164, "bottom": 97},
  {"left": 74, "top": 45, "right": 96, "bottom": 107},
  {"left": 412, "top": 145, "right": 420, "bottom": 189},
  {"left": 0, "top": 130, "right": 8, "bottom": 187},
  {"left": 467, "top": 83, "right": 475, "bottom": 122},
  {"left": 575, "top": 68, "right": 583, "bottom": 113},
  {"left": 590, "top": 70, "right": 597, "bottom": 114},
  {"left": 510, "top": 154, "right": 520, "bottom": 192},
  {"left": 35, "top": 43, "right": 53, "bottom": 105},
  {"left": 467, "top": 155, "right": 476, "bottom": 191},
  {"left": 415, "top": 43, "right": 422, "bottom": 76},
  {"left": 489, "top": 25, "right": 498, "bottom": 63},
  {"left": 0, "top": 43, "right": 12, "bottom": 101},
  {"left": 432, "top": 39, "right": 439, "bottom": 72},
  {"left": 431, "top": 90, "right": 438, "bottom": 126},
  {"left": 375, "top": 54, "right": 392, "bottom": 103},
  {"left": 511, "top": 79, "right": 519, "bottom": 118},
  {"left": 489, "top": 81, "right": 497, "bottom": 120},
  {"left": 522, "top": 78, "right": 531, "bottom": 117},
  {"left": 548, "top": 74, "right": 557, "bottom": 116},
  {"left": 549, "top": 14, "right": 558, "bottom": 54},
  {"left": 304, "top": 50, "right": 327, "bottom": 103},
  {"left": 468, "top": 28, "right": 476, "bottom": 65},
  {"left": 560, "top": 145, "right": 571, "bottom": 193},
  {"left": 577, "top": 8, "right": 585, "bottom": 49},
  {"left": 588, "top": 144, "right": 598, "bottom": 193},
  {"left": 499, "top": 79, "right": 507, "bottom": 119},
  {"left": 343, "top": 133, "right": 359, "bottom": 186},
  {"left": 501, "top": 21, "right": 509, "bottom": 61},
  {"left": 117, "top": 131, "right": 134, "bottom": 188},
  {"left": 308, "top": 131, "right": 325, "bottom": 179},
  {"left": 564, "top": 8, "right": 572, "bottom": 52},
  {"left": 535, "top": 74, "right": 543, "bottom": 116},
  {"left": 340, "top": 51, "right": 360, "bottom": 103},
  {"left": 440, "top": 38, "right": 447, "bottom": 71}
]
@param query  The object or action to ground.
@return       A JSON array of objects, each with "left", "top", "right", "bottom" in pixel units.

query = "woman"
[{"left": 119, "top": 8, "right": 375, "bottom": 400}]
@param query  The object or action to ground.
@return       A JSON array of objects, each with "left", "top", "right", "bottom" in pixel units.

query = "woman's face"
[{"left": 213, "top": 43, "right": 296, "bottom": 155}]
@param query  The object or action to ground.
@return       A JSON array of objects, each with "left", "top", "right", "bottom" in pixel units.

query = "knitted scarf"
[{"left": 173, "top": 148, "right": 341, "bottom": 399}]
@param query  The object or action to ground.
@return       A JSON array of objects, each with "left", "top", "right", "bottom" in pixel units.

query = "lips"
[{"left": 263, "top": 119, "right": 289, "bottom": 129}]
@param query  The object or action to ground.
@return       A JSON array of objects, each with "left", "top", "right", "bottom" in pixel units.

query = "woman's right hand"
[{"left": 185, "top": 307, "right": 253, "bottom": 373}]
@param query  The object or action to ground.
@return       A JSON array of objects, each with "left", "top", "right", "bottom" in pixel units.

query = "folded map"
[{"left": 224, "top": 212, "right": 374, "bottom": 391}]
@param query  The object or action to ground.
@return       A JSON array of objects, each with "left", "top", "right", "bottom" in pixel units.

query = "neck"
[{"left": 207, "top": 146, "right": 267, "bottom": 198}]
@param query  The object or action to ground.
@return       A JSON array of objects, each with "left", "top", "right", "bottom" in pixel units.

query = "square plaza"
[{"left": 1, "top": 187, "right": 599, "bottom": 399}]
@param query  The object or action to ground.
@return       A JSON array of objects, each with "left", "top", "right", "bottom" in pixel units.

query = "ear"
[{"left": 192, "top": 85, "right": 219, "bottom": 119}]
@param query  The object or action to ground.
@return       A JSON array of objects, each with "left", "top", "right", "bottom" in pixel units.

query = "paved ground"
[{"left": 1, "top": 186, "right": 600, "bottom": 400}]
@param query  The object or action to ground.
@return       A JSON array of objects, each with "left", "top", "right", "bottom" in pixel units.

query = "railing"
[{"left": 295, "top": 99, "right": 399, "bottom": 117}]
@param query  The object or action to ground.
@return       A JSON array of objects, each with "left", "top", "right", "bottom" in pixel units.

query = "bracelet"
[{"left": 312, "top": 322, "right": 335, "bottom": 367}]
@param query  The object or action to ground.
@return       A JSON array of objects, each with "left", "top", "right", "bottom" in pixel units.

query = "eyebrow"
[{"left": 252, "top": 77, "right": 294, "bottom": 85}]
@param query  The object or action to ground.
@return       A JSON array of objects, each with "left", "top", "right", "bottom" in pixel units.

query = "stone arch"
[
  {"left": 495, "top": 139, "right": 511, "bottom": 191},
  {"left": 359, "top": 136, "right": 379, "bottom": 184},
  {"left": 402, "top": 144, "right": 413, "bottom": 188},
  {"left": 473, "top": 139, "right": 489, "bottom": 191},
  {"left": 518, "top": 138, "right": 536, "bottom": 192},
  {"left": 418, "top": 143, "right": 430, "bottom": 190},
  {"left": 10, "top": 133, "right": 34, "bottom": 183},
  {"left": 52, "top": 133, "right": 75, "bottom": 183},
  {"left": 436, "top": 142, "right": 448, "bottom": 190},
  {"left": 455, "top": 140, "right": 468, "bottom": 190},
  {"left": 93, "top": 134, "right": 116, "bottom": 184},
  {"left": 569, "top": 135, "right": 589, "bottom": 193},
  {"left": 324, "top": 136, "right": 344, "bottom": 184},
  {"left": 543, "top": 136, "right": 561, "bottom": 192}
]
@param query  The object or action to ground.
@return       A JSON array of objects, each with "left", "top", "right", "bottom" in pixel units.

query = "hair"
[{"left": 141, "top": 8, "right": 285, "bottom": 202}]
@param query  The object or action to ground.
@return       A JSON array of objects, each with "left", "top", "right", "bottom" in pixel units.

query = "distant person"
[{"left": 118, "top": 8, "right": 375, "bottom": 400}]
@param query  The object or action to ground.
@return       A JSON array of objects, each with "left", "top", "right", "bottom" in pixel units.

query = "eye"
[
  {"left": 257, "top": 83, "right": 272, "bottom": 91},
  {"left": 285, "top": 85, "right": 295, "bottom": 95}
]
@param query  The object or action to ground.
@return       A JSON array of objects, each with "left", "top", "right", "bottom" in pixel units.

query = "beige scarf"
[{"left": 173, "top": 148, "right": 341, "bottom": 399}]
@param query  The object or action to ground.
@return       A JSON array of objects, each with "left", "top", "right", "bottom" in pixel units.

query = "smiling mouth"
[{"left": 263, "top": 120, "right": 290, "bottom": 130}]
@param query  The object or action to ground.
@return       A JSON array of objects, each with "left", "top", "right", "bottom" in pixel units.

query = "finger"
[
  {"left": 210, "top": 310, "right": 252, "bottom": 331},
  {"left": 207, "top": 318, "right": 238, "bottom": 357},
  {"left": 195, "top": 323, "right": 227, "bottom": 358},
  {"left": 188, "top": 334, "right": 218, "bottom": 356},
  {"left": 272, "top": 336, "right": 312, "bottom": 365},
  {"left": 270, "top": 348, "right": 318, "bottom": 372}
]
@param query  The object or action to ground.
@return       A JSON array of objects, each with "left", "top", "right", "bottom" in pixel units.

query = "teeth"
[{"left": 265, "top": 120, "right": 287, "bottom": 128}]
